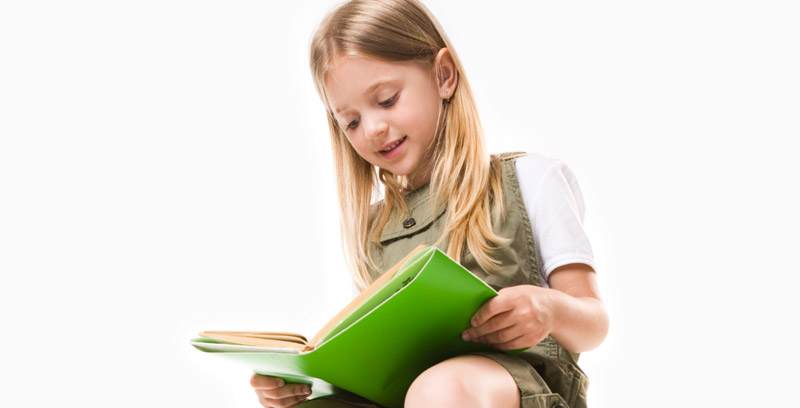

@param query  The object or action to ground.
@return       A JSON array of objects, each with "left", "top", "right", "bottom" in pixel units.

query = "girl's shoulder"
[
  {"left": 506, "top": 152, "right": 564, "bottom": 173},
  {"left": 502, "top": 152, "right": 573, "bottom": 184},
  {"left": 507, "top": 152, "right": 584, "bottom": 205}
]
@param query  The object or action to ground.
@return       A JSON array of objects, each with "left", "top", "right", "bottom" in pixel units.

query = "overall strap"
[{"left": 495, "top": 151, "right": 527, "bottom": 162}]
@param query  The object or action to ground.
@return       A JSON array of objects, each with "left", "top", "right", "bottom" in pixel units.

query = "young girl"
[{"left": 251, "top": 0, "right": 608, "bottom": 407}]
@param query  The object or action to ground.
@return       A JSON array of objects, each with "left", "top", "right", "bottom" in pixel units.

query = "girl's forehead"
[
  {"left": 326, "top": 55, "right": 433, "bottom": 99},
  {"left": 328, "top": 55, "right": 397, "bottom": 80},
  {"left": 327, "top": 54, "right": 431, "bottom": 83}
]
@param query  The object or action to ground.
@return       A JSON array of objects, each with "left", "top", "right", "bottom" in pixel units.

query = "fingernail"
[
  {"left": 462, "top": 332, "right": 471, "bottom": 341},
  {"left": 277, "top": 379, "right": 285, "bottom": 387},
  {"left": 303, "top": 386, "right": 312, "bottom": 395}
]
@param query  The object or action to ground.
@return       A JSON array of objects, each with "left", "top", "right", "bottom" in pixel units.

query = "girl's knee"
[
  {"left": 404, "top": 355, "right": 519, "bottom": 408},
  {"left": 405, "top": 362, "right": 471, "bottom": 407}
]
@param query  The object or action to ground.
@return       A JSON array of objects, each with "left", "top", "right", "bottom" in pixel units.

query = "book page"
[
  {"left": 200, "top": 331, "right": 308, "bottom": 344},
  {"left": 310, "top": 245, "right": 434, "bottom": 347},
  {"left": 197, "top": 332, "right": 307, "bottom": 351},
  {"left": 191, "top": 338, "right": 302, "bottom": 354}
]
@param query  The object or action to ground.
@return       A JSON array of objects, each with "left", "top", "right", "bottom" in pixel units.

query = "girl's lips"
[
  {"left": 378, "top": 136, "right": 407, "bottom": 152},
  {"left": 378, "top": 136, "right": 407, "bottom": 159}
]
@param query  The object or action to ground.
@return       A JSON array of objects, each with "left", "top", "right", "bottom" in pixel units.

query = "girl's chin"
[
  {"left": 379, "top": 166, "right": 415, "bottom": 180},
  {"left": 375, "top": 155, "right": 412, "bottom": 174},
  {"left": 369, "top": 153, "right": 426, "bottom": 180},
  {"left": 384, "top": 160, "right": 430, "bottom": 185}
]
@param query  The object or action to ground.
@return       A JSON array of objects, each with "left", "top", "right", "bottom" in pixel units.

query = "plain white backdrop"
[{"left": 1, "top": 1, "right": 798, "bottom": 407}]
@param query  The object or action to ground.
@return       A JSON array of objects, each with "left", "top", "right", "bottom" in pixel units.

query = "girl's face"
[{"left": 325, "top": 54, "right": 443, "bottom": 189}]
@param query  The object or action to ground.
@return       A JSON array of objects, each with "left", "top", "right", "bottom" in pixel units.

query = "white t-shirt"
[{"left": 515, "top": 154, "right": 596, "bottom": 287}]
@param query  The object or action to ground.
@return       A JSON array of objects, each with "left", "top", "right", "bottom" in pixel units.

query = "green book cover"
[{"left": 191, "top": 246, "right": 521, "bottom": 408}]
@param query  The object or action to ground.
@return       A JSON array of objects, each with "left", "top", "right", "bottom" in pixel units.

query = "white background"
[{"left": 1, "top": 1, "right": 798, "bottom": 407}]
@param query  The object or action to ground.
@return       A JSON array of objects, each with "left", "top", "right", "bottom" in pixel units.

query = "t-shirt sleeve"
[{"left": 515, "top": 155, "right": 596, "bottom": 285}]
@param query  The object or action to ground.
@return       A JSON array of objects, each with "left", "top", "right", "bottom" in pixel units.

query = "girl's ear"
[{"left": 434, "top": 48, "right": 458, "bottom": 100}]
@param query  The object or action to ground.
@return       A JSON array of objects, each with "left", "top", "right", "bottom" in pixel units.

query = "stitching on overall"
[
  {"left": 378, "top": 184, "right": 447, "bottom": 243},
  {"left": 499, "top": 153, "right": 543, "bottom": 287},
  {"left": 380, "top": 222, "right": 437, "bottom": 245},
  {"left": 567, "top": 366, "right": 579, "bottom": 408},
  {"left": 503, "top": 153, "right": 576, "bottom": 365}
]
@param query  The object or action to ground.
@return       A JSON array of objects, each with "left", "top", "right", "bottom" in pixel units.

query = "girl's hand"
[
  {"left": 250, "top": 373, "right": 312, "bottom": 408},
  {"left": 462, "top": 263, "right": 608, "bottom": 353},
  {"left": 461, "top": 285, "right": 556, "bottom": 350}
]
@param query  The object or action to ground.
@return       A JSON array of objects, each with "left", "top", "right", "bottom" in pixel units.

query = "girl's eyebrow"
[{"left": 335, "top": 78, "right": 399, "bottom": 114}]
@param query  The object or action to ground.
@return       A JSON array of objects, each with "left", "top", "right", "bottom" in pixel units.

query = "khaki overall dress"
[{"left": 301, "top": 152, "right": 589, "bottom": 408}]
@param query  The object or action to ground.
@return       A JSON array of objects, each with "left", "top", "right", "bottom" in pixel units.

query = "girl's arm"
[{"left": 461, "top": 263, "right": 608, "bottom": 353}]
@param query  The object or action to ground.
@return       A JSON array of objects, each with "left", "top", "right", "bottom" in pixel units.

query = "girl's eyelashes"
[
  {"left": 344, "top": 93, "right": 399, "bottom": 131},
  {"left": 347, "top": 118, "right": 360, "bottom": 130},
  {"left": 379, "top": 93, "right": 398, "bottom": 107}
]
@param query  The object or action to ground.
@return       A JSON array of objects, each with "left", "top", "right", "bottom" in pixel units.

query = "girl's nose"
[{"left": 362, "top": 114, "right": 389, "bottom": 141}]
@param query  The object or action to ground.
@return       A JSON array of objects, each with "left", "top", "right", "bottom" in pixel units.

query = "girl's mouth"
[{"left": 378, "top": 136, "right": 407, "bottom": 158}]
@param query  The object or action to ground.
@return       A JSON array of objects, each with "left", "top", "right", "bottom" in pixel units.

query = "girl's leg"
[{"left": 404, "top": 355, "right": 520, "bottom": 408}]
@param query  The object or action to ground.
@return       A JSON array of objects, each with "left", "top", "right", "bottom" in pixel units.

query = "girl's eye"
[
  {"left": 380, "top": 94, "right": 398, "bottom": 107},
  {"left": 344, "top": 94, "right": 397, "bottom": 131}
]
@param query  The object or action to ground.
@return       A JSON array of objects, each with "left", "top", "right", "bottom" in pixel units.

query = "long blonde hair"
[{"left": 309, "top": 0, "right": 508, "bottom": 290}]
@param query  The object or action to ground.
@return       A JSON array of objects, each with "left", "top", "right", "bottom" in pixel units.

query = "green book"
[{"left": 191, "top": 245, "right": 521, "bottom": 408}]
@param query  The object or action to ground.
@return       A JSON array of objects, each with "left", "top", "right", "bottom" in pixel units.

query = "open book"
[
  {"left": 192, "top": 245, "right": 517, "bottom": 408},
  {"left": 196, "top": 245, "right": 433, "bottom": 354}
]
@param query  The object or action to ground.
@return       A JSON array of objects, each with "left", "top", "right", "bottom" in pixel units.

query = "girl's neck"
[
  {"left": 405, "top": 175, "right": 430, "bottom": 193},
  {"left": 404, "top": 149, "right": 435, "bottom": 192},
  {"left": 405, "top": 165, "right": 433, "bottom": 193}
]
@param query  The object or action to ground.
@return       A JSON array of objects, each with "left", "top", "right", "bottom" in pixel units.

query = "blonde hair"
[{"left": 309, "top": 0, "right": 508, "bottom": 290}]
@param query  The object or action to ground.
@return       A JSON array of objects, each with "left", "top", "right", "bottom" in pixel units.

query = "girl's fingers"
[
  {"left": 258, "top": 394, "right": 310, "bottom": 408},
  {"left": 473, "top": 322, "right": 520, "bottom": 345},
  {"left": 256, "top": 394, "right": 272, "bottom": 408},
  {"left": 257, "top": 383, "right": 313, "bottom": 399},
  {"left": 493, "top": 334, "right": 529, "bottom": 351},
  {"left": 251, "top": 373, "right": 286, "bottom": 390},
  {"left": 463, "top": 311, "right": 514, "bottom": 341},
  {"left": 285, "top": 397, "right": 312, "bottom": 408},
  {"left": 251, "top": 373, "right": 312, "bottom": 399},
  {"left": 470, "top": 296, "right": 513, "bottom": 327}
]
